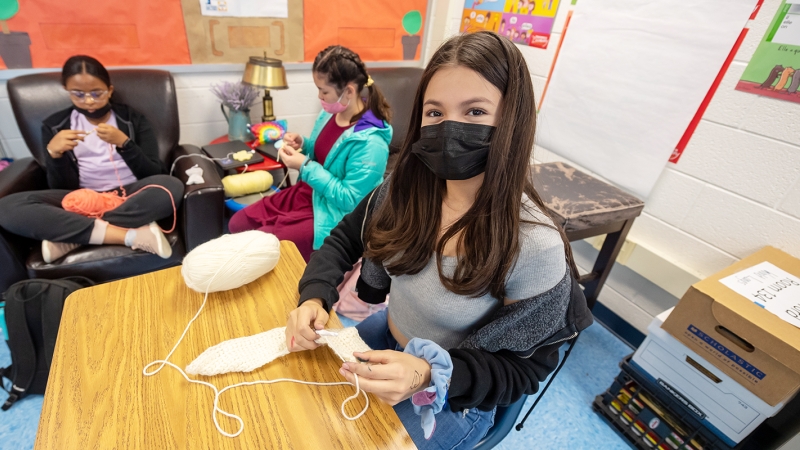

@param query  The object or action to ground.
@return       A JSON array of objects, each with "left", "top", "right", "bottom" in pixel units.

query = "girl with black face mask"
[
  {"left": 0, "top": 55, "right": 183, "bottom": 263},
  {"left": 285, "top": 32, "right": 591, "bottom": 449}
]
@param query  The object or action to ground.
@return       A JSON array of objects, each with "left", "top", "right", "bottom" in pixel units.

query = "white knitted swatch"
[
  {"left": 186, "top": 327, "right": 371, "bottom": 376},
  {"left": 315, "top": 327, "right": 372, "bottom": 363}
]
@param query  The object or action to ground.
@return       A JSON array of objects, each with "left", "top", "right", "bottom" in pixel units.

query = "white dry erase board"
[{"left": 536, "top": 0, "right": 759, "bottom": 198}]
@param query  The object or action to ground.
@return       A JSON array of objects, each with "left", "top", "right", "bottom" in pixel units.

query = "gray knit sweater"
[
  {"left": 387, "top": 197, "right": 567, "bottom": 349},
  {"left": 298, "top": 180, "right": 593, "bottom": 411}
]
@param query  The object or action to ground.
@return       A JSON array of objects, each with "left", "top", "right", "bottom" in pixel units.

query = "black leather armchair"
[
  {"left": 369, "top": 67, "right": 423, "bottom": 155},
  {"left": 0, "top": 69, "right": 224, "bottom": 292}
]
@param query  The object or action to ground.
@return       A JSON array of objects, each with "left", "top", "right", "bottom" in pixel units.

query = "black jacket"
[
  {"left": 41, "top": 103, "right": 165, "bottom": 190},
  {"left": 298, "top": 181, "right": 593, "bottom": 412}
]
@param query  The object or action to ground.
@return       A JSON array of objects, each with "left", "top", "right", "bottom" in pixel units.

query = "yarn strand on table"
[{"left": 143, "top": 231, "right": 370, "bottom": 438}]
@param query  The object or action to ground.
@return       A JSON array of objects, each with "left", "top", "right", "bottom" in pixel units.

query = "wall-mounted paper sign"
[{"left": 200, "top": 0, "right": 289, "bottom": 19}]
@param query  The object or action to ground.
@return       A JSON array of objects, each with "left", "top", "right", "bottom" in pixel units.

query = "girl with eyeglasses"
[{"left": 0, "top": 55, "right": 183, "bottom": 263}]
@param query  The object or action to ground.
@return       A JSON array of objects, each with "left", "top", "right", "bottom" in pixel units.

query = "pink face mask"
[{"left": 320, "top": 92, "right": 349, "bottom": 114}]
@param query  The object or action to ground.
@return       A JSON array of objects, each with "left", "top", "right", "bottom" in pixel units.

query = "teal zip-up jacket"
[{"left": 299, "top": 109, "right": 392, "bottom": 249}]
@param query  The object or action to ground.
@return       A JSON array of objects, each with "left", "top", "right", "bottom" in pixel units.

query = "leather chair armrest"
[
  {"left": 0, "top": 158, "right": 47, "bottom": 199},
  {"left": 169, "top": 144, "right": 225, "bottom": 252},
  {"left": 0, "top": 228, "right": 32, "bottom": 292},
  {"left": 0, "top": 158, "right": 44, "bottom": 291}
]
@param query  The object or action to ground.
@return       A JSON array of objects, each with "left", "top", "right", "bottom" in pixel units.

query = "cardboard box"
[
  {"left": 633, "top": 308, "right": 785, "bottom": 446},
  {"left": 662, "top": 246, "right": 800, "bottom": 406}
]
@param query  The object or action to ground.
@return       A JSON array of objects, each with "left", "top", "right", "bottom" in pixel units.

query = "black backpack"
[{"left": 1, "top": 276, "right": 94, "bottom": 410}]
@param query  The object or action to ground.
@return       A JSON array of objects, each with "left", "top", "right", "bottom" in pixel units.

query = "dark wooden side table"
[{"left": 533, "top": 162, "right": 645, "bottom": 309}]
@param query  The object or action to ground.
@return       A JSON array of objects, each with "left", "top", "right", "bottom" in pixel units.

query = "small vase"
[{"left": 221, "top": 105, "right": 253, "bottom": 142}]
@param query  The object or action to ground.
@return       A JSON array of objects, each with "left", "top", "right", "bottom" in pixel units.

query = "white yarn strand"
[{"left": 143, "top": 232, "right": 369, "bottom": 438}]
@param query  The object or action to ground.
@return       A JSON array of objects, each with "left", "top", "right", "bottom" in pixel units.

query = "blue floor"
[{"left": 0, "top": 319, "right": 634, "bottom": 450}]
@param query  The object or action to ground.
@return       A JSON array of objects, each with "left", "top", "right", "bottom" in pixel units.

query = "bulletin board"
[{"left": 0, "top": 0, "right": 428, "bottom": 70}]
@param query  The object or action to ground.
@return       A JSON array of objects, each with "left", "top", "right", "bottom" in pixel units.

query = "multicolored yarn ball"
[{"left": 250, "top": 120, "right": 287, "bottom": 145}]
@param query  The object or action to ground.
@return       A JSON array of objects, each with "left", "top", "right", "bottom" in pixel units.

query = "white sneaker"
[
  {"left": 42, "top": 240, "right": 81, "bottom": 264},
  {"left": 131, "top": 222, "right": 172, "bottom": 259}
]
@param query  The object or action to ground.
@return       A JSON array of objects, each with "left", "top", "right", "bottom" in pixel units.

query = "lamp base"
[{"left": 262, "top": 89, "right": 275, "bottom": 122}]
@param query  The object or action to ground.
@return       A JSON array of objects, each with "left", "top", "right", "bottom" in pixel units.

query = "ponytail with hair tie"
[{"left": 312, "top": 45, "right": 391, "bottom": 123}]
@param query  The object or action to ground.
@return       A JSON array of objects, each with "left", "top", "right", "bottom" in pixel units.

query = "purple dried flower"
[{"left": 210, "top": 81, "right": 259, "bottom": 111}]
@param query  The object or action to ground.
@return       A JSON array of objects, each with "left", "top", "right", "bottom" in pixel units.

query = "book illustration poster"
[
  {"left": 461, "top": 0, "right": 560, "bottom": 49},
  {"left": 736, "top": 0, "right": 800, "bottom": 104}
]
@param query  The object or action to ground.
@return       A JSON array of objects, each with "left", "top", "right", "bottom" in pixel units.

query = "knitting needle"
[{"left": 315, "top": 330, "right": 339, "bottom": 337}]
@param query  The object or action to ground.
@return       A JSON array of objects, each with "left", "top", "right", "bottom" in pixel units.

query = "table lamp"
[{"left": 242, "top": 54, "right": 288, "bottom": 122}]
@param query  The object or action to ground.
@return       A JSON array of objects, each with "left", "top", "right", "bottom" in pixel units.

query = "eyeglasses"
[{"left": 67, "top": 90, "right": 108, "bottom": 102}]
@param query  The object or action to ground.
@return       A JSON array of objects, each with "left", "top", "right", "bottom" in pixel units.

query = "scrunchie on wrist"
[{"left": 403, "top": 338, "right": 453, "bottom": 440}]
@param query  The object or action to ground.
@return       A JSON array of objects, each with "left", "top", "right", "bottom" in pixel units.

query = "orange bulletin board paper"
[
  {"left": 303, "top": 0, "right": 428, "bottom": 61},
  {"left": 0, "top": 0, "right": 191, "bottom": 69}
]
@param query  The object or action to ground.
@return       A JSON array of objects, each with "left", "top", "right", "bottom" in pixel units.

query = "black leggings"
[{"left": 0, "top": 175, "right": 183, "bottom": 244}]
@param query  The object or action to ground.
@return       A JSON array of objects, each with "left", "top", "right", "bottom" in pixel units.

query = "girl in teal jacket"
[{"left": 229, "top": 46, "right": 392, "bottom": 260}]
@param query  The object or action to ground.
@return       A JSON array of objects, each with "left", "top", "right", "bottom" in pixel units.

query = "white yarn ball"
[{"left": 181, "top": 231, "right": 281, "bottom": 293}]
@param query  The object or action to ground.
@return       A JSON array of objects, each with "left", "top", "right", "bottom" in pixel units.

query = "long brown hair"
[
  {"left": 364, "top": 31, "right": 578, "bottom": 300},
  {"left": 312, "top": 45, "right": 392, "bottom": 123}
]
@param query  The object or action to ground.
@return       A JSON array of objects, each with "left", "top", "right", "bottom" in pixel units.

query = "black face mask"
[
  {"left": 74, "top": 102, "right": 112, "bottom": 119},
  {"left": 411, "top": 121, "right": 494, "bottom": 180}
]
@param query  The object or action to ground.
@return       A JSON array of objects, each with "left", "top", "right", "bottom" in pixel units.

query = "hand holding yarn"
[
  {"left": 95, "top": 123, "right": 128, "bottom": 147},
  {"left": 47, "top": 129, "right": 86, "bottom": 157},
  {"left": 278, "top": 145, "right": 305, "bottom": 170},
  {"left": 340, "top": 350, "right": 432, "bottom": 405},
  {"left": 282, "top": 132, "right": 303, "bottom": 150},
  {"left": 285, "top": 298, "right": 330, "bottom": 351}
]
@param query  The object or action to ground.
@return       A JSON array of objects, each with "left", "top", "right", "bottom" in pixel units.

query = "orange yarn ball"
[{"left": 62, "top": 188, "right": 126, "bottom": 218}]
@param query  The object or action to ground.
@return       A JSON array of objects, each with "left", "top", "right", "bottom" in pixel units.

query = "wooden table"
[{"left": 35, "top": 241, "right": 415, "bottom": 449}]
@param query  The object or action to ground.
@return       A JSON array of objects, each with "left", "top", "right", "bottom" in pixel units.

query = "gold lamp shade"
[{"left": 242, "top": 55, "right": 288, "bottom": 122}]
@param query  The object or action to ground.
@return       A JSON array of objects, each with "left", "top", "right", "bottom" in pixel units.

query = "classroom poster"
[
  {"left": 461, "top": 0, "right": 559, "bottom": 49},
  {"left": 736, "top": 1, "right": 800, "bottom": 104}
]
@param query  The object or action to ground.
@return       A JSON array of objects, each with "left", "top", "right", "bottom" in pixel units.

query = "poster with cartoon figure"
[
  {"left": 461, "top": 0, "right": 560, "bottom": 48},
  {"left": 736, "top": 0, "right": 800, "bottom": 104},
  {"left": 500, "top": 14, "right": 554, "bottom": 47}
]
